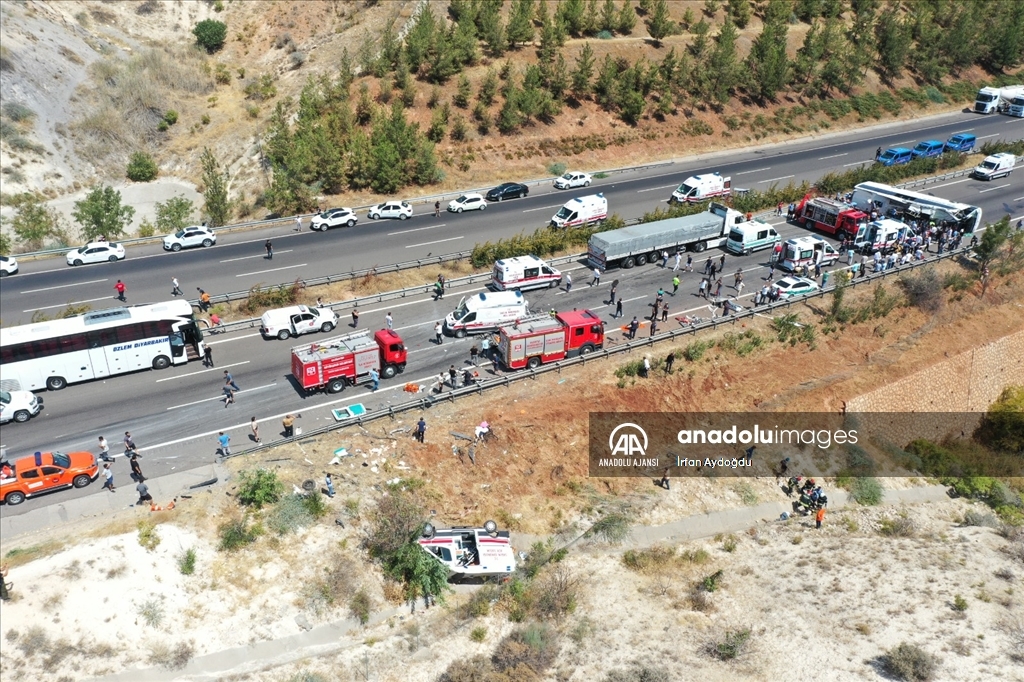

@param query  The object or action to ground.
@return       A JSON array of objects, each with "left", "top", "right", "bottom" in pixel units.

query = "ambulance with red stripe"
[
  {"left": 491, "top": 255, "right": 562, "bottom": 291},
  {"left": 417, "top": 520, "right": 516, "bottom": 577}
]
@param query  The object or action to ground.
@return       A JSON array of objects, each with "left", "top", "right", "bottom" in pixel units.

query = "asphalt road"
[{"left": 1, "top": 111, "right": 1022, "bottom": 516}]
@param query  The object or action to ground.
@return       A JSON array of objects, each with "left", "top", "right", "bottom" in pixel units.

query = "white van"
[
  {"left": 972, "top": 153, "right": 1015, "bottom": 180},
  {"left": 855, "top": 219, "right": 909, "bottom": 253},
  {"left": 670, "top": 173, "right": 732, "bottom": 203},
  {"left": 492, "top": 255, "right": 562, "bottom": 291},
  {"left": 260, "top": 305, "right": 338, "bottom": 340},
  {"left": 444, "top": 291, "right": 528, "bottom": 338},
  {"left": 725, "top": 221, "right": 780, "bottom": 255},
  {"left": 550, "top": 194, "right": 608, "bottom": 229},
  {"left": 0, "top": 389, "right": 43, "bottom": 424},
  {"left": 780, "top": 236, "right": 840, "bottom": 273}
]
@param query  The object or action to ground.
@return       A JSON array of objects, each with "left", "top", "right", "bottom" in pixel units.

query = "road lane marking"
[
  {"left": 637, "top": 184, "right": 679, "bottom": 193},
  {"left": 929, "top": 179, "right": 970, "bottom": 190},
  {"left": 758, "top": 175, "right": 795, "bottom": 184},
  {"left": 736, "top": 167, "right": 771, "bottom": 175},
  {"left": 235, "top": 263, "right": 308, "bottom": 277},
  {"left": 21, "top": 279, "right": 107, "bottom": 293},
  {"left": 405, "top": 236, "right": 463, "bottom": 248},
  {"left": 977, "top": 134, "right": 1000, "bottom": 140},
  {"left": 23, "top": 295, "right": 115, "bottom": 312},
  {"left": 166, "top": 383, "right": 277, "bottom": 410},
  {"left": 818, "top": 153, "right": 848, "bottom": 160},
  {"left": 388, "top": 224, "right": 446, "bottom": 235},
  {"left": 978, "top": 183, "right": 1011, "bottom": 194},
  {"left": 207, "top": 332, "right": 263, "bottom": 344},
  {"left": 522, "top": 204, "right": 565, "bottom": 213},
  {"left": 843, "top": 160, "right": 872, "bottom": 167},
  {"left": 155, "top": 361, "right": 250, "bottom": 382},
  {"left": 1013, "top": 196, "right": 1024, "bottom": 201},
  {"left": 221, "top": 251, "right": 293, "bottom": 263}
]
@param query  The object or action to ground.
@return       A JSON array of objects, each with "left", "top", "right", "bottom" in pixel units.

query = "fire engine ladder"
[{"left": 508, "top": 313, "right": 557, "bottom": 332}]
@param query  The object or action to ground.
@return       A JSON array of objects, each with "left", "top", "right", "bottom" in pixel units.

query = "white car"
[
  {"left": 447, "top": 193, "right": 487, "bottom": 213},
  {"left": 66, "top": 242, "right": 126, "bottom": 266},
  {"left": 368, "top": 201, "right": 413, "bottom": 220},
  {"left": 554, "top": 171, "right": 592, "bottom": 189},
  {"left": 772, "top": 276, "right": 820, "bottom": 299},
  {"left": 163, "top": 225, "right": 217, "bottom": 251},
  {"left": 311, "top": 207, "right": 358, "bottom": 231},
  {"left": 0, "top": 255, "right": 18, "bottom": 277}
]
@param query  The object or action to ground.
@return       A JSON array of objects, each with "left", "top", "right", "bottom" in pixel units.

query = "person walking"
[
  {"left": 685, "top": 254, "right": 693, "bottom": 272},
  {"left": 224, "top": 371, "right": 240, "bottom": 392},
  {"left": 352, "top": 309, "right": 360, "bottom": 328},
  {"left": 816, "top": 505, "right": 826, "bottom": 530},
  {"left": 628, "top": 316, "right": 639, "bottom": 340},
  {"left": 649, "top": 319, "right": 658, "bottom": 337},
  {"left": 415, "top": 417, "right": 427, "bottom": 443},
  {"left": 102, "top": 463, "right": 115, "bottom": 492},
  {"left": 698, "top": 278, "right": 708, "bottom": 299},
  {"left": 719, "top": 254, "right": 726, "bottom": 272},
  {"left": 197, "top": 288, "right": 211, "bottom": 312},
  {"left": 709, "top": 263, "right": 717, "bottom": 280},
  {"left": 123, "top": 432, "right": 138, "bottom": 457},
  {"left": 171, "top": 277, "right": 183, "bottom": 297},
  {"left": 734, "top": 268, "right": 743, "bottom": 289},
  {"left": 660, "top": 467, "right": 670, "bottom": 490},
  {"left": 615, "top": 299, "right": 623, "bottom": 318},
  {"left": 250, "top": 417, "right": 261, "bottom": 444},
  {"left": 448, "top": 365, "right": 458, "bottom": 388},
  {"left": 114, "top": 280, "right": 126, "bottom": 302},
  {"left": 98, "top": 436, "right": 113, "bottom": 463},
  {"left": 283, "top": 414, "right": 296, "bottom": 438},
  {"left": 704, "top": 257, "right": 713, "bottom": 275},
  {"left": 673, "top": 252, "right": 682, "bottom": 271},
  {"left": 434, "top": 321, "right": 443, "bottom": 345},
  {"left": 325, "top": 474, "right": 336, "bottom": 498},
  {"left": 661, "top": 251, "right": 669, "bottom": 268},
  {"left": 609, "top": 281, "right": 618, "bottom": 305},
  {"left": 369, "top": 367, "right": 380, "bottom": 392},
  {"left": 217, "top": 431, "right": 230, "bottom": 456},
  {"left": 385, "top": 312, "right": 394, "bottom": 330},
  {"left": 136, "top": 480, "right": 153, "bottom": 506},
  {"left": 265, "top": 240, "right": 273, "bottom": 260},
  {"left": 491, "top": 351, "right": 501, "bottom": 374},
  {"left": 672, "top": 275, "right": 680, "bottom": 295},
  {"left": 469, "top": 344, "right": 479, "bottom": 365},
  {"left": 434, "top": 200, "right": 441, "bottom": 217},
  {"left": 664, "top": 351, "right": 675, "bottom": 374},
  {"left": 223, "top": 385, "right": 235, "bottom": 407},
  {"left": 203, "top": 344, "right": 214, "bottom": 368},
  {"left": 713, "top": 279, "right": 723, "bottom": 301},
  {"left": 565, "top": 272, "right": 572, "bottom": 293},
  {"left": 736, "top": 279, "right": 745, "bottom": 295},
  {"left": 129, "top": 453, "right": 144, "bottom": 483}
]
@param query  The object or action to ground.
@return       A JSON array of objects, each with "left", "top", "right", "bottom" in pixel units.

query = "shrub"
[
  {"left": 604, "top": 664, "right": 672, "bottom": 682},
  {"left": 290, "top": 51, "right": 307, "bottom": 68},
  {"left": 136, "top": 219, "right": 156, "bottom": 237},
  {"left": 267, "top": 493, "right": 315, "bottom": 535},
  {"left": 952, "top": 594, "right": 968, "bottom": 612},
  {"left": 149, "top": 640, "right": 195, "bottom": 670},
  {"left": 882, "top": 642, "right": 939, "bottom": 681},
  {"left": 704, "top": 628, "right": 752, "bottom": 661},
  {"left": 137, "top": 598, "right": 164, "bottom": 627},
  {"left": 899, "top": 268, "right": 944, "bottom": 313},
  {"left": 492, "top": 624, "right": 560, "bottom": 675},
  {"left": 349, "top": 589, "right": 372, "bottom": 625},
  {"left": 218, "top": 518, "right": 261, "bottom": 551},
  {"left": 126, "top": 152, "right": 158, "bottom": 182},
  {"left": 2, "top": 102, "right": 35, "bottom": 122},
  {"left": 586, "top": 512, "right": 631, "bottom": 544},
  {"left": 163, "top": 110, "right": 178, "bottom": 125},
  {"left": 622, "top": 545, "right": 675, "bottom": 572},
  {"left": 137, "top": 519, "right": 161, "bottom": 551},
  {"left": 193, "top": 19, "right": 228, "bottom": 53},
  {"left": 849, "top": 477, "right": 883, "bottom": 506},
  {"left": 683, "top": 340, "right": 713, "bottom": 362},
  {"left": 547, "top": 161, "right": 567, "bottom": 176},
  {"left": 531, "top": 564, "right": 579, "bottom": 620},
  {"left": 878, "top": 514, "right": 916, "bottom": 537},
  {"left": 237, "top": 468, "right": 283, "bottom": 508},
  {"left": 177, "top": 548, "right": 197, "bottom": 575},
  {"left": 961, "top": 510, "right": 999, "bottom": 528},
  {"left": 470, "top": 626, "right": 487, "bottom": 642},
  {"left": 699, "top": 569, "right": 724, "bottom": 593}
]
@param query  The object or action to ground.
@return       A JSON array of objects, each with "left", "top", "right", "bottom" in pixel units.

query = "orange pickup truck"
[{"left": 0, "top": 451, "right": 99, "bottom": 505}]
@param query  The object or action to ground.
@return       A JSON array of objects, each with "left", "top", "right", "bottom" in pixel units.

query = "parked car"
[
  {"left": 1, "top": 451, "right": 98, "bottom": 505},
  {"left": 66, "top": 242, "right": 125, "bottom": 266},
  {"left": 772, "top": 276, "right": 821, "bottom": 299},
  {"left": 486, "top": 182, "right": 529, "bottom": 201},
  {"left": 448, "top": 193, "right": 487, "bottom": 213},
  {"left": 553, "top": 171, "right": 592, "bottom": 189},
  {"left": 0, "top": 254, "right": 18, "bottom": 277},
  {"left": 162, "top": 225, "right": 217, "bottom": 251},
  {"left": 368, "top": 201, "right": 413, "bottom": 220},
  {"left": 311, "top": 207, "right": 358, "bottom": 231}
]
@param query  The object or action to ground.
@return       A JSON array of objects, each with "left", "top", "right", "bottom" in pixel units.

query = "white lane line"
[
  {"left": 636, "top": 184, "right": 679, "bottom": 193},
  {"left": 735, "top": 167, "right": 771, "bottom": 175},
  {"left": 978, "top": 183, "right": 1012, "bottom": 194},
  {"left": 522, "top": 203, "right": 565, "bottom": 213},
  {"left": 23, "top": 295, "right": 114, "bottom": 312},
  {"left": 405, "top": 236, "right": 463, "bottom": 248},
  {"left": 929, "top": 179, "right": 970, "bottom": 190},
  {"left": 1013, "top": 196, "right": 1024, "bottom": 201},
  {"left": 818, "top": 153, "right": 848, "bottom": 160},
  {"left": 976, "top": 134, "right": 1000, "bottom": 140},
  {"left": 21, "top": 278, "right": 107, "bottom": 293},
  {"left": 621, "top": 295, "right": 647, "bottom": 303},
  {"left": 207, "top": 332, "right": 263, "bottom": 344},
  {"left": 166, "top": 383, "right": 277, "bottom": 410},
  {"left": 758, "top": 175, "right": 795, "bottom": 184},
  {"left": 843, "top": 160, "right": 872, "bottom": 167},
  {"left": 221, "top": 251, "right": 293, "bottom": 263},
  {"left": 388, "top": 224, "right": 446, "bottom": 236},
  {"left": 893, "top": 140, "right": 912, "bottom": 145},
  {"left": 235, "top": 263, "right": 308, "bottom": 277},
  {"left": 155, "top": 360, "right": 250, "bottom": 382}
]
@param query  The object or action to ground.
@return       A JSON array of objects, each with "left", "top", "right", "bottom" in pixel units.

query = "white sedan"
[
  {"left": 66, "top": 241, "right": 126, "bottom": 266},
  {"left": 368, "top": 201, "right": 413, "bottom": 220},
  {"left": 0, "top": 254, "right": 18, "bottom": 277},
  {"left": 772, "top": 276, "right": 820, "bottom": 299},
  {"left": 447, "top": 193, "right": 487, "bottom": 213},
  {"left": 163, "top": 225, "right": 217, "bottom": 251},
  {"left": 554, "top": 171, "right": 592, "bottom": 189},
  {"left": 311, "top": 207, "right": 358, "bottom": 231}
]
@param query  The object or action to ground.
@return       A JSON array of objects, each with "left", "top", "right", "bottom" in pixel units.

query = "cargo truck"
[
  {"left": 794, "top": 195, "right": 869, "bottom": 241},
  {"left": 496, "top": 310, "right": 604, "bottom": 370},
  {"left": 1009, "top": 95, "right": 1024, "bottom": 118},
  {"left": 973, "top": 85, "right": 1024, "bottom": 114},
  {"left": 587, "top": 202, "right": 746, "bottom": 270},
  {"left": 291, "top": 330, "right": 407, "bottom": 394}
]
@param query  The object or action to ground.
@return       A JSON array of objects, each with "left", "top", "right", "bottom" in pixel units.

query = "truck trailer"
[
  {"left": 291, "top": 330, "right": 407, "bottom": 394},
  {"left": 973, "top": 85, "right": 1024, "bottom": 114}
]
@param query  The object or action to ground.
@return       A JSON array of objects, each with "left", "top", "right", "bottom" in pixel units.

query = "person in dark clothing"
[
  {"left": 129, "top": 454, "right": 145, "bottom": 483},
  {"left": 415, "top": 418, "right": 426, "bottom": 443},
  {"left": 203, "top": 344, "right": 214, "bottom": 367},
  {"left": 448, "top": 365, "right": 458, "bottom": 387},
  {"left": 136, "top": 481, "right": 153, "bottom": 506},
  {"left": 265, "top": 240, "right": 273, "bottom": 259},
  {"left": 660, "top": 467, "right": 670, "bottom": 490},
  {"left": 664, "top": 352, "right": 675, "bottom": 374}
]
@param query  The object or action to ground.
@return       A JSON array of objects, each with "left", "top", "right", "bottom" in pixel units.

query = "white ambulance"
[
  {"left": 444, "top": 290, "right": 528, "bottom": 338},
  {"left": 491, "top": 255, "right": 562, "bottom": 291},
  {"left": 855, "top": 219, "right": 909, "bottom": 254},
  {"left": 670, "top": 172, "right": 732, "bottom": 204},
  {"left": 779, "top": 236, "right": 840, "bottom": 272},
  {"left": 550, "top": 194, "right": 608, "bottom": 228}
]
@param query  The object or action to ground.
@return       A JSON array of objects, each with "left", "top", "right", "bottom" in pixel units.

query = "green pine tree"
[
  {"left": 645, "top": 0, "right": 676, "bottom": 46},
  {"left": 507, "top": 0, "right": 536, "bottom": 47},
  {"left": 874, "top": 5, "right": 910, "bottom": 82},
  {"left": 571, "top": 41, "right": 596, "bottom": 99},
  {"left": 617, "top": 0, "right": 637, "bottom": 34},
  {"left": 707, "top": 16, "right": 739, "bottom": 106},
  {"left": 600, "top": 0, "right": 618, "bottom": 33},
  {"left": 199, "top": 149, "right": 230, "bottom": 227},
  {"left": 745, "top": 0, "right": 791, "bottom": 103}
]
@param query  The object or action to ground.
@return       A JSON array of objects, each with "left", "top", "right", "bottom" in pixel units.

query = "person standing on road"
[
  {"left": 686, "top": 254, "right": 693, "bottom": 272},
  {"left": 415, "top": 418, "right": 426, "bottom": 443},
  {"left": 434, "top": 321, "right": 443, "bottom": 345},
  {"left": 224, "top": 371, "right": 240, "bottom": 392},
  {"left": 129, "top": 453, "right": 144, "bottom": 483},
  {"left": 609, "top": 281, "right": 618, "bottom": 305},
  {"left": 218, "top": 432, "right": 231, "bottom": 456},
  {"left": 204, "top": 344, "right": 214, "bottom": 368},
  {"left": 628, "top": 316, "right": 639, "bottom": 340},
  {"left": 385, "top": 312, "right": 394, "bottom": 330},
  {"left": 615, "top": 299, "right": 623, "bottom": 318},
  {"left": 98, "top": 436, "right": 113, "bottom": 462},
  {"left": 369, "top": 367, "right": 380, "bottom": 392},
  {"left": 480, "top": 335, "right": 490, "bottom": 359},
  {"left": 295, "top": 215, "right": 303, "bottom": 232},
  {"left": 591, "top": 267, "right": 601, "bottom": 287},
  {"left": 434, "top": 200, "right": 441, "bottom": 217},
  {"left": 470, "top": 344, "right": 479, "bottom": 365},
  {"left": 102, "top": 463, "right": 115, "bottom": 492},
  {"left": 661, "top": 251, "right": 669, "bottom": 268},
  {"left": 699, "top": 278, "right": 708, "bottom": 299},
  {"left": 283, "top": 414, "right": 296, "bottom": 438},
  {"left": 703, "top": 257, "right": 713, "bottom": 275},
  {"left": 672, "top": 276, "right": 680, "bottom": 295},
  {"left": 352, "top": 308, "right": 360, "bottom": 328},
  {"left": 661, "top": 302, "right": 669, "bottom": 323},
  {"left": 565, "top": 272, "right": 572, "bottom": 293},
  {"left": 719, "top": 254, "right": 726, "bottom": 272},
  {"left": 650, "top": 319, "right": 658, "bottom": 337},
  {"left": 250, "top": 417, "right": 261, "bottom": 444},
  {"left": 448, "top": 365, "right": 458, "bottom": 388},
  {"left": 171, "top": 277, "right": 183, "bottom": 296},
  {"left": 114, "top": 280, "right": 127, "bottom": 302},
  {"left": 265, "top": 240, "right": 273, "bottom": 260}
]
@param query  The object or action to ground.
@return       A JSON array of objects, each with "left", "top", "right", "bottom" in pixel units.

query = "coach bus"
[
  {"left": 850, "top": 181, "right": 982, "bottom": 234},
  {"left": 0, "top": 300, "right": 206, "bottom": 391}
]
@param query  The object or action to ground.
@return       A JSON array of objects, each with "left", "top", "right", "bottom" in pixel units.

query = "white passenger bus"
[
  {"left": 0, "top": 300, "right": 206, "bottom": 391},
  {"left": 851, "top": 181, "right": 982, "bottom": 233}
]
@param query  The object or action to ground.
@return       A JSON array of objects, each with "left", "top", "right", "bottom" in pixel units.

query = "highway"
[{"left": 1, "top": 110, "right": 1022, "bottom": 516}]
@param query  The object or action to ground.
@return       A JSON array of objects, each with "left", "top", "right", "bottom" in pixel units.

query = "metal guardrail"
[
  {"left": 226, "top": 243, "right": 971, "bottom": 459},
  {"left": 895, "top": 168, "right": 973, "bottom": 190}
]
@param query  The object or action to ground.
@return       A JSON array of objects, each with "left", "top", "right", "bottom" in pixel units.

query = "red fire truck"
[
  {"left": 795, "top": 195, "right": 868, "bottom": 241},
  {"left": 291, "top": 329, "right": 407, "bottom": 394},
  {"left": 496, "top": 309, "right": 604, "bottom": 370}
]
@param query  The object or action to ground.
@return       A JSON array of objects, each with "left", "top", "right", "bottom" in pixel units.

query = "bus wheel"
[
  {"left": 46, "top": 376, "right": 67, "bottom": 391},
  {"left": 152, "top": 355, "right": 171, "bottom": 370},
  {"left": 327, "top": 378, "right": 345, "bottom": 394}
]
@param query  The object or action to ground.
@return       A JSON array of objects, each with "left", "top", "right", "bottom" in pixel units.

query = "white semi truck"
[{"left": 973, "top": 85, "right": 1024, "bottom": 114}]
